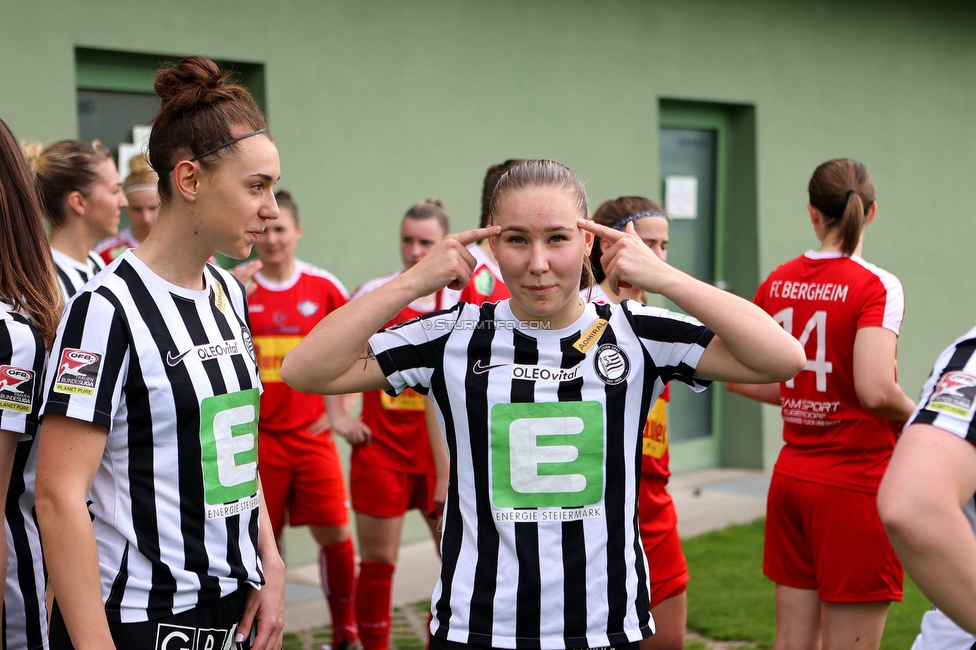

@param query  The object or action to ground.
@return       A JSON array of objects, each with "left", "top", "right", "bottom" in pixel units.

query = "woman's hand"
[
  {"left": 330, "top": 414, "right": 372, "bottom": 446},
  {"left": 236, "top": 556, "right": 285, "bottom": 650},
  {"left": 578, "top": 220, "right": 675, "bottom": 295},
  {"left": 403, "top": 226, "right": 501, "bottom": 295}
]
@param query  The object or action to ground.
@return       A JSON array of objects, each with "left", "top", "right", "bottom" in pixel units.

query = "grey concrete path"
[{"left": 282, "top": 468, "right": 770, "bottom": 633}]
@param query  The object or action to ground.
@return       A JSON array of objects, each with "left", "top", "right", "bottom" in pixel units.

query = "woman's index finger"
[
  {"left": 577, "top": 218, "right": 626, "bottom": 242},
  {"left": 451, "top": 225, "right": 501, "bottom": 247}
]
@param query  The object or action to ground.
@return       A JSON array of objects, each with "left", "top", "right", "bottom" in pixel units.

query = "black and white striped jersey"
[
  {"left": 910, "top": 325, "right": 976, "bottom": 444},
  {"left": 0, "top": 304, "right": 48, "bottom": 649},
  {"left": 369, "top": 299, "right": 714, "bottom": 649},
  {"left": 41, "top": 250, "right": 264, "bottom": 623},
  {"left": 50, "top": 248, "right": 106, "bottom": 300}
]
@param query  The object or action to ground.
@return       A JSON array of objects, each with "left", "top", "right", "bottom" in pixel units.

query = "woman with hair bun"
[
  {"left": 24, "top": 139, "right": 127, "bottom": 299},
  {"left": 95, "top": 154, "right": 161, "bottom": 264},
  {"left": 0, "top": 117, "right": 64, "bottom": 650},
  {"left": 347, "top": 198, "right": 451, "bottom": 650},
  {"left": 35, "top": 56, "right": 284, "bottom": 649},
  {"left": 584, "top": 196, "right": 686, "bottom": 650},
  {"left": 728, "top": 158, "right": 915, "bottom": 650}
]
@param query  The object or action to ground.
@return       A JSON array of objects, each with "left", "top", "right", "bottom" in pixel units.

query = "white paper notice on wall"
[{"left": 664, "top": 175, "right": 698, "bottom": 219}]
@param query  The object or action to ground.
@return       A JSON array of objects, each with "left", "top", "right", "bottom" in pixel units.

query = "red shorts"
[
  {"left": 638, "top": 478, "right": 689, "bottom": 609},
  {"left": 258, "top": 427, "right": 349, "bottom": 537},
  {"left": 763, "top": 472, "right": 903, "bottom": 602},
  {"left": 350, "top": 460, "right": 438, "bottom": 519}
]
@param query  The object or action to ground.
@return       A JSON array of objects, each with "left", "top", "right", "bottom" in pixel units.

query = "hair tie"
[
  {"left": 610, "top": 210, "right": 668, "bottom": 231},
  {"left": 846, "top": 189, "right": 856, "bottom": 199},
  {"left": 159, "top": 128, "right": 269, "bottom": 176}
]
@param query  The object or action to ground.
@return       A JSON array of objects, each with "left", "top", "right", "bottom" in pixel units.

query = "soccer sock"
[
  {"left": 321, "top": 540, "right": 359, "bottom": 645},
  {"left": 356, "top": 561, "right": 395, "bottom": 650}
]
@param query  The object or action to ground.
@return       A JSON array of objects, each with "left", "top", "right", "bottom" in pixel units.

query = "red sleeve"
[{"left": 855, "top": 275, "right": 890, "bottom": 331}]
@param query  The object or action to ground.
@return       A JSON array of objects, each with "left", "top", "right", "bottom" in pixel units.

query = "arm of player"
[
  {"left": 878, "top": 424, "right": 976, "bottom": 634},
  {"left": 324, "top": 394, "right": 372, "bottom": 445},
  {"left": 237, "top": 482, "right": 285, "bottom": 649},
  {"left": 0, "top": 431, "right": 18, "bottom": 604},
  {"left": 34, "top": 415, "right": 116, "bottom": 650},
  {"left": 724, "top": 382, "right": 782, "bottom": 406},
  {"left": 579, "top": 220, "right": 805, "bottom": 384},
  {"left": 425, "top": 398, "right": 449, "bottom": 511},
  {"left": 853, "top": 327, "right": 916, "bottom": 421},
  {"left": 281, "top": 226, "right": 499, "bottom": 395}
]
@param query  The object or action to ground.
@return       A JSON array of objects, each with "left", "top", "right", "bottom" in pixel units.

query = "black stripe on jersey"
[
  {"left": 375, "top": 306, "right": 463, "bottom": 397},
  {"left": 913, "top": 337, "right": 976, "bottom": 443},
  {"left": 56, "top": 267, "right": 76, "bottom": 298},
  {"left": 511, "top": 331, "right": 541, "bottom": 647},
  {"left": 101, "top": 271, "right": 181, "bottom": 617},
  {"left": 105, "top": 541, "right": 130, "bottom": 613},
  {"left": 208, "top": 268, "right": 254, "bottom": 393},
  {"left": 625, "top": 306, "right": 714, "bottom": 388},
  {"left": 557, "top": 334, "right": 589, "bottom": 644},
  {"left": 5, "top": 439, "right": 45, "bottom": 648},
  {"left": 172, "top": 295, "right": 232, "bottom": 601},
  {"left": 598, "top": 322, "right": 650, "bottom": 643},
  {"left": 459, "top": 303, "right": 500, "bottom": 643}
]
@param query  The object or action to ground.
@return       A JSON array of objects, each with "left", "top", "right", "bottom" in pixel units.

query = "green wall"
[{"left": 4, "top": 0, "right": 975, "bottom": 473}]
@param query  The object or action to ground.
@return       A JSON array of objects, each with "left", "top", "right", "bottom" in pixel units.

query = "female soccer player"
[
  {"left": 728, "top": 158, "right": 915, "bottom": 650},
  {"left": 584, "top": 196, "right": 685, "bottom": 650},
  {"left": 24, "top": 139, "right": 127, "bottom": 298},
  {"left": 249, "top": 189, "right": 364, "bottom": 649},
  {"left": 0, "top": 117, "right": 64, "bottom": 650},
  {"left": 283, "top": 159, "right": 804, "bottom": 650},
  {"left": 879, "top": 326, "right": 976, "bottom": 649},
  {"left": 95, "top": 154, "right": 161, "bottom": 264},
  {"left": 348, "top": 198, "right": 451, "bottom": 650},
  {"left": 35, "top": 56, "right": 284, "bottom": 650}
]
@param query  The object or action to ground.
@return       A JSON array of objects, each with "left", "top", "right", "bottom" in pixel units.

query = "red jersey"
[
  {"left": 95, "top": 228, "right": 141, "bottom": 265},
  {"left": 642, "top": 384, "right": 671, "bottom": 480},
  {"left": 352, "top": 271, "right": 440, "bottom": 474},
  {"left": 755, "top": 251, "right": 905, "bottom": 493},
  {"left": 248, "top": 261, "right": 348, "bottom": 433},
  {"left": 458, "top": 244, "right": 509, "bottom": 306}
]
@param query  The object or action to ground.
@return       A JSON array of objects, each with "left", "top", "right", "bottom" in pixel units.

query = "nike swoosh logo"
[
  {"left": 166, "top": 349, "right": 192, "bottom": 367},
  {"left": 472, "top": 360, "right": 507, "bottom": 374}
]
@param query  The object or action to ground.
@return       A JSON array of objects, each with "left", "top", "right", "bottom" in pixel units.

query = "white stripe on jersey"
[
  {"left": 369, "top": 299, "right": 713, "bottom": 649},
  {"left": 51, "top": 248, "right": 106, "bottom": 300},
  {"left": 849, "top": 255, "right": 905, "bottom": 335},
  {"left": 910, "top": 325, "right": 976, "bottom": 443},
  {"left": 41, "top": 250, "right": 264, "bottom": 623},
  {"left": 0, "top": 304, "right": 49, "bottom": 649},
  {"left": 254, "top": 259, "right": 349, "bottom": 298}
]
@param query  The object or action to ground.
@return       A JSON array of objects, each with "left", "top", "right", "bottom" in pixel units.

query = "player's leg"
[
  {"left": 774, "top": 586, "right": 822, "bottom": 650},
  {"left": 291, "top": 427, "right": 359, "bottom": 649},
  {"left": 351, "top": 461, "right": 411, "bottom": 650},
  {"left": 820, "top": 601, "right": 888, "bottom": 650},
  {"left": 641, "top": 589, "right": 686, "bottom": 650}
]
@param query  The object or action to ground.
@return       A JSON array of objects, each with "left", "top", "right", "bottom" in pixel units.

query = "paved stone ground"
[{"left": 282, "top": 601, "right": 430, "bottom": 650}]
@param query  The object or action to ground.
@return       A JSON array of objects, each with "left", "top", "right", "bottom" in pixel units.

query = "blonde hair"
[
  {"left": 22, "top": 139, "right": 112, "bottom": 227},
  {"left": 403, "top": 197, "right": 449, "bottom": 235},
  {"left": 123, "top": 154, "right": 159, "bottom": 195}
]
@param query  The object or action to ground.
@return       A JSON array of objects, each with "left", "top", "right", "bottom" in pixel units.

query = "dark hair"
[
  {"left": 0, "top": 120, "right": 64, "bottom": 344},
  {"left": 148, "top": 56, "right": 268, "bottom": 204},
  {"left": 274, "top": 189, "right": 299, "bottom": 225},
  {"left": 403, "top": 197, "right": 449, "bottom": 235},
  {"left": 808, "top": 159, "right": 875, "bottom": 256},
  {"left": 23, "top": 139, "right": 111, "bottom": 228},
  {"left": 488, "top": 159, "right": 593, "bottom": 290},
  {"left": 480, "top": 159, "right": 526, "bottom": 229},
  {"left": 589, "top": 196, "right": 665, "bottom": 284}
]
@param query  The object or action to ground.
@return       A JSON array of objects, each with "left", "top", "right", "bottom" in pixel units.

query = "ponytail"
[{"left": 808, "top": 159, "right": 875, "bottom": 256}]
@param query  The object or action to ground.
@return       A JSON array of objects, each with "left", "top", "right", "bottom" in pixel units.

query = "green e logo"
[
  {"left": 491, "top": 401, "right": 604, "bottom": 509},
  {"left": 200, "top": 388, "right": 260, "bottom": 505}
]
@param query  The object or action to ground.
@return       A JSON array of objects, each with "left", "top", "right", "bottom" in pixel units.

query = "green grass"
[{"left": 683, "top": 518, "right": 932, "bottom": 649}]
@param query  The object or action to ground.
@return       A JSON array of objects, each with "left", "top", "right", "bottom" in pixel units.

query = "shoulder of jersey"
[
  {"left": 295, "top": 261, "right": 350, "bottom": 299},
  {"left": 351, "top": 270, "right": 400, "bottom": 301},
  {"left": 848, "top": 256, "right": 903, "bottom": 291}
]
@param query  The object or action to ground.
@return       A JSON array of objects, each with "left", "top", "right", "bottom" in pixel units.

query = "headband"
[
  {"left": 124, "top": 183, "right": 157, "bottom": 195},
  {"left": 159, "top": 128, "right": 269, "bottom": 176},
  {"left": 610, "top": 210, "right": 668, "bottom": 231}
]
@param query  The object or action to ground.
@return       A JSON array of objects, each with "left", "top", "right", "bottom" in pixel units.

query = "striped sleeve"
[
  {"left": 0, "top": 314, "right": 45, "bottom": 438},
  {"left": 909, "top": 326, "right": 976, "bottom": 446},
  {"left": 41, "top": 290, "right": 129, "bottom": 430},
  {"left": 368, "top": 304, "right": 464, "bottom": 395},
  {"left": 619, "top": 300, "right": 714, "bottom": 391}
]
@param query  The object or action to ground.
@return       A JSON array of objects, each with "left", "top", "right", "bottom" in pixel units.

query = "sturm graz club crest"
[{"left": 594, "top": 344, "right": 630, "bottom": 385}]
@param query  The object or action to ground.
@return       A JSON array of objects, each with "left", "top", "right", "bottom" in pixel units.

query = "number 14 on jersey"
[{"left": 773, "top": 308, "right": 832, "bottom": 392}]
